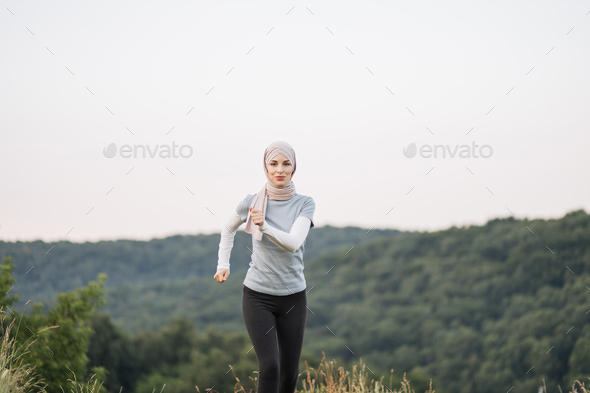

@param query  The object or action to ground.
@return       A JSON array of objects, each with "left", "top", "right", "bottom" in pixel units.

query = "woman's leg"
[
  {"left": 275, "top": 289, "right": 307, "bottom": 393},
  {"left": 242, "top": 285, "right": 281, "bottom": 393}
]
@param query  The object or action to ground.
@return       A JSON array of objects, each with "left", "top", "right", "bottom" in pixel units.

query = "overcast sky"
[{"left": 1, "top": 0, "right": 589, "bottom": 243}]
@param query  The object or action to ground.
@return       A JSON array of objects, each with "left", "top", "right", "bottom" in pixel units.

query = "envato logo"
[
  {"left": 103, "top": 142, "right": 193, "bottom": 158},
  {"left": 403, "top": 142, "right": 493, "bottom": 158}
]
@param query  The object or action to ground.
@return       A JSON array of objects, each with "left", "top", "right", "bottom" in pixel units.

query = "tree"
[{"left": 0, "top": 255, "right": 109, "bottom": 393}]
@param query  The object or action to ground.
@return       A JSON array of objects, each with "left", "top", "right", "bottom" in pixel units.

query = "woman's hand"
[
  {"left": 214, "top": 269, "right": 229, "bottom": 283},
  {"left": 249, "top": 207, "right": 264, "bottom": 226}
]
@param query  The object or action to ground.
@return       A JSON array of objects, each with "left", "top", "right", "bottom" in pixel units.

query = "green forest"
[{"left": 1, "top": 209, "right": 589, "bottom": 393}]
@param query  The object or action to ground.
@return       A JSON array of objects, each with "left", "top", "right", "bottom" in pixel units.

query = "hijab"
[{"left": 244, "top": 140, "right": 297, "bottom": 241}]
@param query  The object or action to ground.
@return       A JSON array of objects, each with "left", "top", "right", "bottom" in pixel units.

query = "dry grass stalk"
[{"left": 0, "top": 305, "right": 50, "bottom": 393}]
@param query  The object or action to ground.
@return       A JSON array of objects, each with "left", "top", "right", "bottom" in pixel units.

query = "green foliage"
[
  {"left": 0, "top": 311, "right": 48, "bottom": 393},
  {"left": 85, "top": 313, "right": 139, "bottom": 392},
  {"left": 0, "top": 256, "right": 20, "bottom": 309},
  {"left": 1, "top": 227, "right": 401, "bottom": 316},
  {"left": 300, "top": 209, "right": 590, "bottom": 393},
  {"left": 2, "top": 210, "right": 590, "bottom": 393},
  {"left": 85, "top": 314, "right": 261, "bottom": 393},
  {"left": 566, "top": 324, "right": 590, "bottom": 384},
  {"left": 0, "top": 256, "right": 108, "bottom": 393}
]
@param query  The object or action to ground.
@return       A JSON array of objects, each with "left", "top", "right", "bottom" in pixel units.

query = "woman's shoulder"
[
  {"left": 295, "top": 193, "right": 315, "bottom": 203},
  {"left": 236, "top": 194, "right": 256, "bottom": 210}
]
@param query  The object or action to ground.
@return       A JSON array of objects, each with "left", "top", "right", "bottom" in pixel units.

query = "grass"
[
  {"left": 0, "top": 304, "right": 105, "bottom": 393},
  {"left": 217, "top": 352, "right": 433, "bottom": 393},
  {"left": 0, "top": 303, "right": 50, "bottom": 393},
  {"left": 297, "top": 353, "right": 433, "bottom": 393},
  {"left": 220, "top": 352, "right": 590, "bottom": 393},
  {"left": 57, "top": 372, "right": 106, "bottom": 393}
]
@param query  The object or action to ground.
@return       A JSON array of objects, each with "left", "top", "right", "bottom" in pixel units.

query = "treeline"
[{"left": 1, "top": 225, "right": 402, "bottom": 315}]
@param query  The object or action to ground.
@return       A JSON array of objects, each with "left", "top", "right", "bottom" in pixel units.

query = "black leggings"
[{"left": 242, "top": 284, "right": 307, "bottom": 393}]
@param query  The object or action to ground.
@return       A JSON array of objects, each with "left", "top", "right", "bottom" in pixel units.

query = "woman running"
[{"left": 213, "top": 140, "right": 315, "bottom": 393}]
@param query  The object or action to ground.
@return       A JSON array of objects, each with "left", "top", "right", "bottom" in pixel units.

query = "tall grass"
[
  {"left": 57, "top": 372, "right": 106, "bottom": 393},
  {"left": 0, "top": 303, "right": 50, "bottom": 393},
  {"left": 1, "top": 304, "right": 105, "bottom": 393},
  {"left": 563, "top": 379, "right": 590, "bottom": 393},
  {"left": 219, "top": 352, "right": 434, "bottom": 393},
  {"left": 298, "top": 353, "right": 433, "bottom": 393},
  {"left": 221, "top": 352, "right": 589, "bottom": 393}
]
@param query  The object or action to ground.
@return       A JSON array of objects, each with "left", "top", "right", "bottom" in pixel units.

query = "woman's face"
[{"left": 266, "top": 153, "right": 293, "bottom": 188}]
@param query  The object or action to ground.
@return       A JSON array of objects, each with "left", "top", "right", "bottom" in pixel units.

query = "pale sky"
[{"left": 1, "top": 0, "right": 589, "bottom": 243}]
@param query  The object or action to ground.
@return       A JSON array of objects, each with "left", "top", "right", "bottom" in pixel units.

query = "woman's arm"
[
  {"left": 259, "top": 216, "right": 312, "bottom": 252},
  {"left": 217, "top": 211, "right": 244, "bottom": 273}
]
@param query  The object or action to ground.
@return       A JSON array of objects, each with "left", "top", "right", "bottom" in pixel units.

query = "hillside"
[
  {"left": 1, "top": 225, "right": 402, "bottom": 314},
  {"left": 1, "top": 209, "right": 589, "bottom": 392},
  {"left": 301, "top": 209, "right": 590, "bottom": 392}
]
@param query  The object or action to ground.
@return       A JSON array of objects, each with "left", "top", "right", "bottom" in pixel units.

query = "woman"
[{"left": 213, "top": 140, "right": 315, "bottom": 393}]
